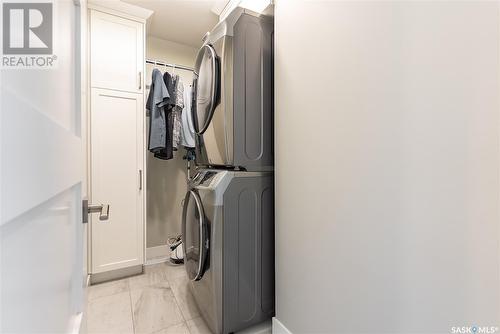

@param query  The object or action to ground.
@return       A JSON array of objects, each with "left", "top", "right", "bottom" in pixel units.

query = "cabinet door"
[
  {"left": 90, "top": 88, "right": 144, "bottom": 273},
  {"left": 90, "top": 10, "right": 143, "bottom": 93}
]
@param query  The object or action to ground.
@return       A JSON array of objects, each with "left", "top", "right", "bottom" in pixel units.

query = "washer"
[
  {"left": 182, "top": 169, "right": 275, "bottom": 334},
  {"left": 191, "top": 8, "right": 274, "bottom": 171}
]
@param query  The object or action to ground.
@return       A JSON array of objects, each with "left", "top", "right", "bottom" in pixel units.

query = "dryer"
[
  {"left": 192, "top": 8, "right": 274, "bottom": 171},
  {"left": 182, "top": 169, "right": 275, "bottom": 334}
]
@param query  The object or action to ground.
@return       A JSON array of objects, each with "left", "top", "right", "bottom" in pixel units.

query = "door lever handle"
[
  {"left": 89, "top": 204, "right": 109, "bottom": 221},
  {"left": 82, "top": 199, "right": 110, "bottom": 223}
]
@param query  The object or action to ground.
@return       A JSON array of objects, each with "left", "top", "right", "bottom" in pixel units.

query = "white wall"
[
  {"left": 274, "top": 1, "right": 500, "bottom": 333},
  {"left": 147, "top": 36, "right": 198, "bottom": 68},
  {"left": 145, "top": 37, "right": 198, "bottom": 248}
]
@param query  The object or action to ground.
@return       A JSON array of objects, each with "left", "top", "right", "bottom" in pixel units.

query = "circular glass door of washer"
[{"left": 182, "top": 190, "right": 208, "bottom": 281}]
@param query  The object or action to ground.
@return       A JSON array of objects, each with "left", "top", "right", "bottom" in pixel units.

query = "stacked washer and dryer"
[{"left": 181, "top": 6, "right": 275, "bottom": 334}]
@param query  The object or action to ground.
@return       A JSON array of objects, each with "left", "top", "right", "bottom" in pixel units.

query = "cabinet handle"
[
  {"left": 139, "top": 169, "right": 143, "bottom": 190},
  {"left": 138, "top": 72, "right": 142, "bottom": 90}
]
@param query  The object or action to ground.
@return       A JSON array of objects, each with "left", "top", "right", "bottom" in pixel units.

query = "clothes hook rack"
[
  {"left": 145, "top": 58, "right": 194, "bottom": 72},
  {"left": 145, "top": 59, "right": 194, "bottom": 90}
]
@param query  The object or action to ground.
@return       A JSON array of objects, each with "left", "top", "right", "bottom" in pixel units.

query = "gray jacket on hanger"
[{"left": 146, "top": 68, "right": 170, "bottom": 152}]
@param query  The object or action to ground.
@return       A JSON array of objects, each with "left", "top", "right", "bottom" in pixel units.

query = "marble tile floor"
[{"left": 87, "top": 262, "right": 213, "bottom": 334}]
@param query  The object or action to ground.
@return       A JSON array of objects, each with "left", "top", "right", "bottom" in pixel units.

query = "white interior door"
[
  {"left": 0, "top": 1, "right": 86, "bottom": 332},
  {"left": 90, "top": 10, "right": 144, "bottom": 94},
  {"left": 90, "top": 88, "right": 144, "bottom": 274}
]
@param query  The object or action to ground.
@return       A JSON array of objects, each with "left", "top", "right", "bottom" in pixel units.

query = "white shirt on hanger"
[{"left": 180, "top": 85, "right": 195, "bottom": 148}]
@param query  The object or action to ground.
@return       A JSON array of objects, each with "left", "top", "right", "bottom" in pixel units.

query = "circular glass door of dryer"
[
  {"left": 192, "top": 44, "right": 220, "bottom": 134},
  {"left": 182, "top": 190, "right": 209, "bottom": 281}
]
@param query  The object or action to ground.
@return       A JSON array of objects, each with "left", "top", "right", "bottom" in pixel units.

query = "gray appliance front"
[
  {"left": 187, "top": 170, "right": 275, "bottom": 334},
  {"left": 222, "top": 173, "right": 275, "bottom": 333},
  {"left": 194, "top": 13, "right": 274, "bottom": 171}
]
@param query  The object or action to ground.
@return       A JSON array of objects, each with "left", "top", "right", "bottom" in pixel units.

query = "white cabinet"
[
  {"left": 90, "top": 89, "right": 144, "bottom": 274},
  {"left": 90, "top": 10, "right": 144, "bottom": 93},
  {"left": 88, "top": 8, "right": 146, "bottom": 278}
]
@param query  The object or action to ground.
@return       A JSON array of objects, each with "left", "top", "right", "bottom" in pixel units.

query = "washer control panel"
[
  {"left": 200, "top": 171, "right": 217, "bottom": 186},
  {"left": 192, "top": 170, "right": 226, "bottom": 188}
]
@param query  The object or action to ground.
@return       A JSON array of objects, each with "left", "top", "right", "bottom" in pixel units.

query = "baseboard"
[
  {"left": 272, "top": 318, "right": 293, "bottom": 334},
  {"left": 90, "top": 264, "right": 143, "bottom": 284},
  {"left": 146, "top": 245, "right": 170, "bottom": 261}
]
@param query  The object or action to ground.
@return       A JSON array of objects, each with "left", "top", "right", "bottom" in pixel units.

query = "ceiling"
[{"left": 122, "top": 0, "right": 220, "bottom": 48}]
